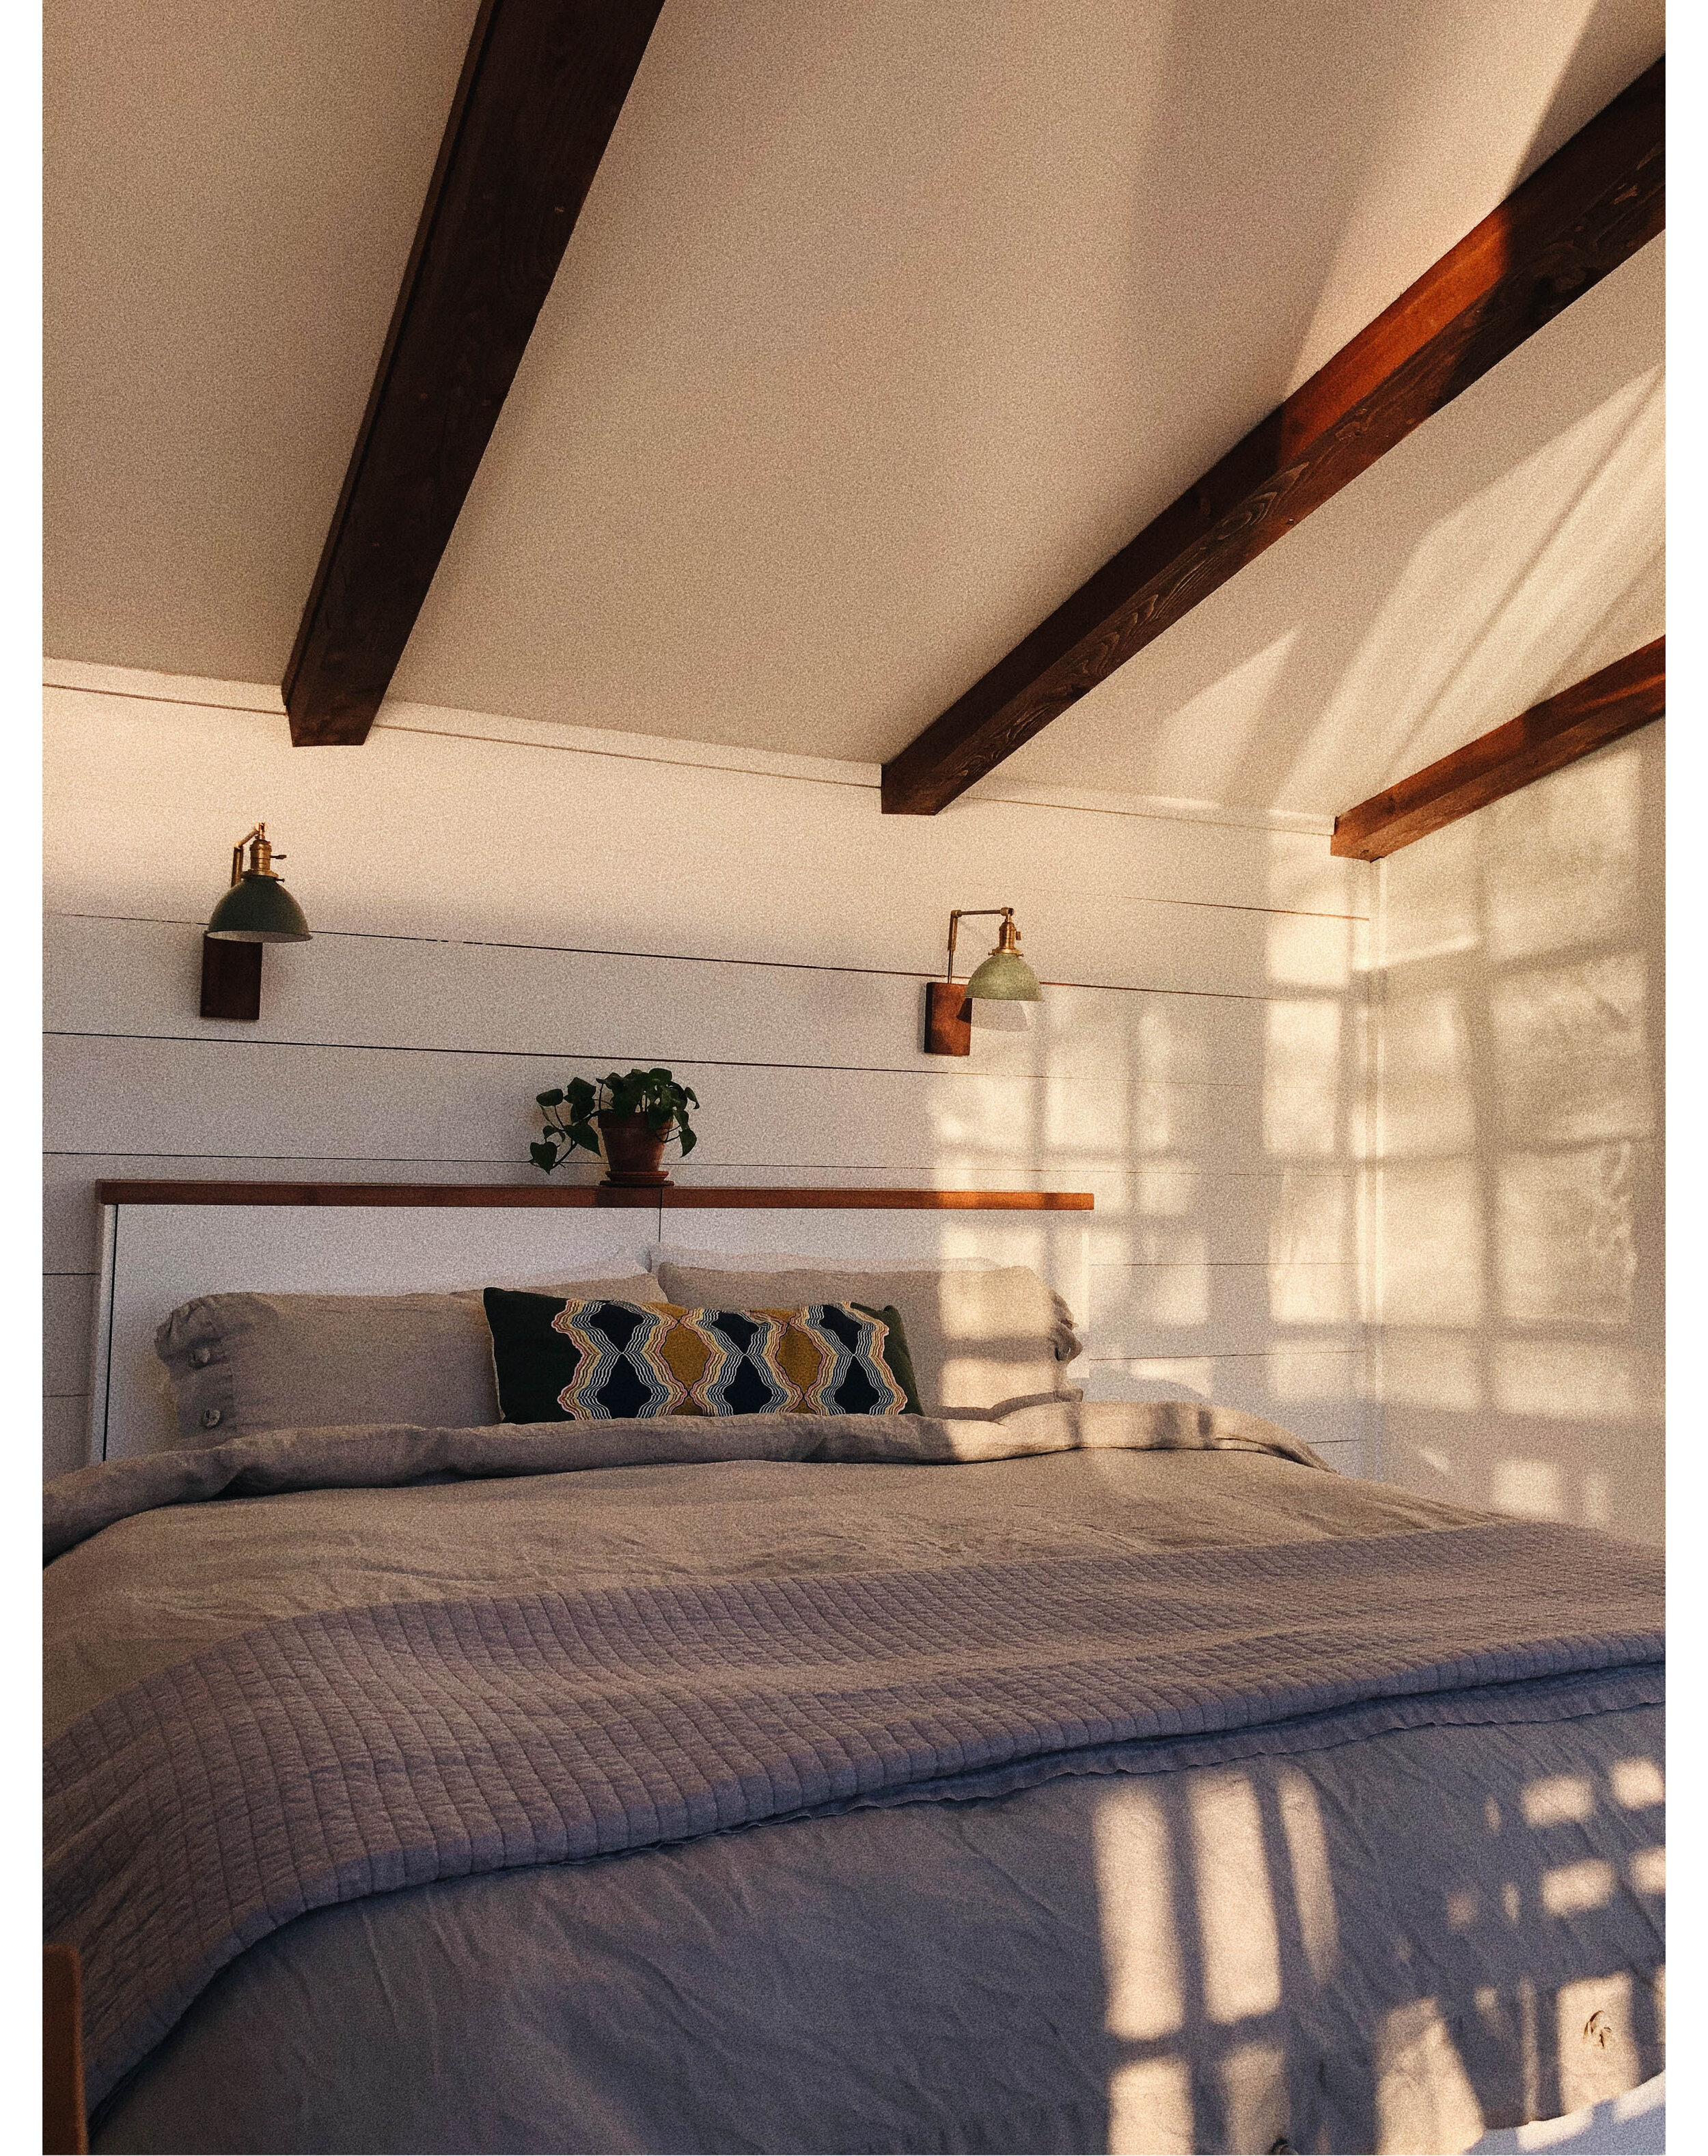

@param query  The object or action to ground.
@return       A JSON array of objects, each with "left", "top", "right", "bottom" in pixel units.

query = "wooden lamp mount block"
[
  {"left": 924, "top": 980, "right": 972, "bottom": 1056},
  {"left": 200, "top": 936, "right": 264, "bottom": 1021}
]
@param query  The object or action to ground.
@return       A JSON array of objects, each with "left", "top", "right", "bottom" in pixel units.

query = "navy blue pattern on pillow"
[
  {"left": 796, "top": 1303, "right": 910, "bottom": 1415},
  {"left": 690, "top": 1310, "right": 799, "bottom": 1415}
]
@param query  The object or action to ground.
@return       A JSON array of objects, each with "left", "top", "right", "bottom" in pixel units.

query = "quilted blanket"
[{"left": 45, "top": 1413, "right": 1663, "bottom": 2114}]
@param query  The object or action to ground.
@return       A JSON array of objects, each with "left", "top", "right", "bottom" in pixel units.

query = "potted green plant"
[{"left": 532, "top": 1068, "right": 700, "bottom": 1188}]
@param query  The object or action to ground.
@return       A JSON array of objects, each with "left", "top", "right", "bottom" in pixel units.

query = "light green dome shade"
[
  {"left": 206, "top": 825, "right": 312, "bottom": 942},
  {"left": 962, "top": 911, "right": 1041, "bottom": 1000},
  {"left": 965, "top": 945, "right": 1041, "bottom": 1000}
]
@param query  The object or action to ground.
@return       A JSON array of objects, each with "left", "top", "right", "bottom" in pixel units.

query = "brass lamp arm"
[
  {"left": 229, "top": 824, "right": 285, "bottom": 885},
  {"left": 945, "top": 907, "right": 1016, "bottom": 983}
]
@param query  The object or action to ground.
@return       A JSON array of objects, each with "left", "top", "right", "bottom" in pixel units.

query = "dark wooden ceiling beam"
[
  {"left": 881, "top": 59, "right": 1664, "bottom": 815},
  {"left": 283, "top": 0, "right": 663, "bottom": 746},
  {"left": 1329, "top": 637, "right": 1664, "bottom": 861}
]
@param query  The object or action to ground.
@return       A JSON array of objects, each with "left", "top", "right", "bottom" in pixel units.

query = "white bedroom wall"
[
  {"left": 1370, "top": 723, "right": 1664, "bottom": 1547},
  {"left": 43, "top": 663, "right": 1376, "bottom": 1480}
]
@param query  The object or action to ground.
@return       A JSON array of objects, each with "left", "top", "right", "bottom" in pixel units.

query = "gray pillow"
[
  {"left": 154, "top": 1275, "right": 667, "bottom": 1450},
  {"left": 654, "top": 1262, "right": 1082, "bottom": 1415}
]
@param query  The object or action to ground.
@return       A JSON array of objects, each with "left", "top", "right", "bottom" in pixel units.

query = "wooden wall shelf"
[{"left": 97, "top": 1181, "right": 1094, "bottom": 1212}]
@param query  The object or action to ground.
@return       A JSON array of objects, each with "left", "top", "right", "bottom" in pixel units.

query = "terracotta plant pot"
[{"left": 597, "top": 1111, "right": 672, "bottom": 1188}]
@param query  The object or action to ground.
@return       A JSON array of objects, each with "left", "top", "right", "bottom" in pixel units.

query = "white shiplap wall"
[{"left": 44, "top": 664, "right": 1376, "bottom": 1480}]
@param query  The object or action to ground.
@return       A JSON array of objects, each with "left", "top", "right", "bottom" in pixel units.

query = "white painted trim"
[
  {"left": 372, "top": 700, "right": 883, "bottom": 792},
  {"left": 966, "top": 778, "right": 1336, "bottom": 838},
  {"left": 88, "top": 1204, "right": 118, "bottom": 1467},
  {"left": 44, "top": 657, "right": 1338, "bottom": 831},
  {"left": 43, "top": 659, "right": 882, "bottom": 790},
  {"left": 44, "top": 657, "right": 286, "bottom": 716}
]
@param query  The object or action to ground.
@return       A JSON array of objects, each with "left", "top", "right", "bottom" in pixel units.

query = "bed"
[{"left": 46, "top": 1193, "right": 1664, "bottom": 2155}]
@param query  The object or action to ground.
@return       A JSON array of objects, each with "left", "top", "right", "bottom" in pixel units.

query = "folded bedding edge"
[{"left": 43, "top": 1398, "right": 1327, "bottom": 1562}]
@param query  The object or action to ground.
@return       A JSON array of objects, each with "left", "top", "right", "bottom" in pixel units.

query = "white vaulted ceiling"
[{"left": 44, "top": 0, "right": 1664, "bottom": 817}]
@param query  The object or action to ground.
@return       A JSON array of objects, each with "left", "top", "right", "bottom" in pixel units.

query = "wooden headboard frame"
[{"left": 89, "top": 1182, "right": 1094, "bottom": 1465}]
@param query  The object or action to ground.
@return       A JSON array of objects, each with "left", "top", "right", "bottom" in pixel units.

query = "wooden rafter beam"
[
  {"left": 881, "top": 59, "right": 1664, "bottom": 815},
  {"left": 1330, "top": 637, "right": 1664, "bottom": 861},
  {"left": 283, "top": 0, "right": 663, "bottom": 746}
]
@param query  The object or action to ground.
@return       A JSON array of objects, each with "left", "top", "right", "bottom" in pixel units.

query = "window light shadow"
[{"left": 1092, "top": 1741, "right": 1664, "bottom": 2153}]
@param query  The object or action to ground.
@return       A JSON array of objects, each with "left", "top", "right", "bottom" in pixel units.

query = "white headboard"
[{"left": 89, "top": 1182, "right": 1094, "bottom": 1462}]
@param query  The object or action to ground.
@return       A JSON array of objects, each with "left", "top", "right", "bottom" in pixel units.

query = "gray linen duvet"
[{"left": 44, "top": 1402, "right": 1664, "bottom": 2155}]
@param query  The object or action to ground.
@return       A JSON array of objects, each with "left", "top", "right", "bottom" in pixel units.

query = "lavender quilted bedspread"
[{"left": 46, "top": 1504, "right": 1661, "bottom": 2111}]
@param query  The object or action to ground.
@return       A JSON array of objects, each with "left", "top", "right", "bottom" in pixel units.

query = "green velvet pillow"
[{"left": 853, "top": 1303, "right": 923, "bottom": 1415}]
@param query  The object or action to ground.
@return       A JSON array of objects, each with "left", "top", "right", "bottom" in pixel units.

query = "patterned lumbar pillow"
[{"left": 482, "top": 1289, "right": 917, "bottom": 1422}]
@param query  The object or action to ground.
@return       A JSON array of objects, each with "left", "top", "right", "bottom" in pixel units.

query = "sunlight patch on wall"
[
  {"left": 1038, "top": 1075, "right": 1117, "bottom": 1153},
  {"left": 1269, "top": 1343, "right": 1359, "bottom": 1405},
  {"left": 1378, "top": 1161, "right": 1484, "bottom": 1325},
  {"left": 1379, "top": 819, "right": 1482, "bottom": 968},
  {"left": 1493, "top": 1340, "right": 1659, "bottom": 1423},
  {"left": 928, "top": 1073, "right": 1029, "bottom": 1151},
  {"left": 1263, "top": 1000, "right": 1340, "bottom": 1156},
  {"left": 1133, "top": 1162, "right": 1197, "bottom": 1219},
  {"left": 1490, "top": 954, "right": 1654, "bottom": 1146},
  {"left": 1497, "top": 1145, "right": 1636, "bottom": 1326},
  {"left": 1489, "top": 1458, "right": 1565, "bottom": 1521},
  {"left": 1485, "top": 742, "right": 1642, "bottom": 963},
  {"left": 1267, "top": 1260, "right": 1353, "bottom": 1325},
  {"left": 1266, "top": 825, "right": 1370, "bottom": 918},
  {"left": 1381, "top": 1328, "right": 1482, "bottom": 1411},
  {"left": 1122, "top": 1261, "right": 1211, "bottom": 1329},
  {"left": 1101, "top": 1356, "right": 1215, "bottom": 1402},
  {"left": 1266, "top": 907, "right": 1353, "bottom": 990},
  {"left": 938, "top": 1221, "right": 1046, "bottom": 1273},
  {"left": 1268, "top": 1170, "right": 1350, "bottom": 1268},
  {"left": 1137, "top": 1004, "right": 1215, "bottom": 1091},
  {"left": 1104, "top": 1225, "right": 1209, "bottom": 1271},
  {"left": 1376, "top": 986, "right": 1476, "bottom": 1157}
]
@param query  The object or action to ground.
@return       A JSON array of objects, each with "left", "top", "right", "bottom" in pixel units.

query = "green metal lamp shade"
[
  {"left": 206, "top": 872, "right": 312, "bottom": 943},
  {"left": 964, "top": 947, "right": 1041, "bottom": 1001}
]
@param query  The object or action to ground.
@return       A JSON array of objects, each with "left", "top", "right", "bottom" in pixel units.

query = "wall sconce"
[
  {"left": 923, "top": 907, "right": 1041, "bottom": 1055},
  {"left": 199, "top": 824, "right": 312, "bottom": 1021}
]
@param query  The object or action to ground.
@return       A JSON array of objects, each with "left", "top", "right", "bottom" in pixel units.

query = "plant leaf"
[
  {"left": 529, "top": 1139, "right": 559, "bottom": 1172},
  {"left": 537, "top": 1088, "right": 565, "bottom": 1108}
]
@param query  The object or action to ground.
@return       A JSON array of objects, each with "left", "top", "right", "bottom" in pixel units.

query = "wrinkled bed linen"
[
  {"left": 94, "top": 1702, "right": 1665, "bottom": 2156},
  {"left": 44, "top": 1412, "right": 1664, "bottom": 2153}
]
